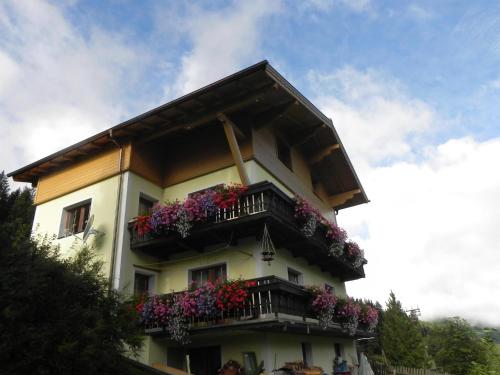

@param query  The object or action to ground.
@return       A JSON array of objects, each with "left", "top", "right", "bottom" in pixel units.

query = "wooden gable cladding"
[
  {"left": 128, "top": 142, "right": 164, "bottom": 186},
  {"left": 34, "top": 144, "right": 131, "bottom": 205},
  {"left": 161, "top": 123, "right": 253, "bottom": 187}
]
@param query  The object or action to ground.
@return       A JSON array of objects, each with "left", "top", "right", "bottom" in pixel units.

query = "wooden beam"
[
  {"left": 309, "top": 144, "right": 340, "bottom": 164},
  {"left": 253, "top": 100, "right": 298, "bottom": 130},
  {"left": 69, "top": 149, "right": 89, "bottom": 156},
  {"left": 231, "top": 122, "right": 246, "bottom": 141},
  {"left": 139, "top": 83, "right": 273, "bottom": 144},
  {"left": 290, "top": 123, "right": 326, "bottom": 146},
  {"left": 217, "top": 112, "right": 250, "bottom": 186},
  {"left": 328, "top": 189, "right": 361, "bottom": 207}
]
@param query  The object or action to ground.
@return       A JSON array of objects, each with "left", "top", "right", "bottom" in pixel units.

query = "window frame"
[
  {"left": 133, "top": 267, "right": 157, "bottom": 296},
  {"left": 287, "top": 267, "right": 303, "bottom": 285},
  {"left": 58, "top": 199, "right": 92, "bottom": 238},
  {"left": 275, "top": 135, "right": 293, "bottom": 171},
  {"left": 138, "top": 193, "right": 158, "bottom": 216},
  {"left": 189, "top": 263, "right": 227, "bottom": 286}
]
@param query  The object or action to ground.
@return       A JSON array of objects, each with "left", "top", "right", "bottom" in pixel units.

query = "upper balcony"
[{"left": 128, "top": 182, "right": 366, "bottom": 282}]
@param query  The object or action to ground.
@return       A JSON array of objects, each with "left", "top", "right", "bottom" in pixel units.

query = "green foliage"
[
  {"left": 378, "top": 292, "right": 428, "bottom": 368},
  {"left": 0, "top": 171, "right": 35, "bottom": 248},
  {"left": 0, "top": 172, "right": 144, "bottom": 374},
  {"left": 426, "top": 317, "right": 495, "bottom": 375}
]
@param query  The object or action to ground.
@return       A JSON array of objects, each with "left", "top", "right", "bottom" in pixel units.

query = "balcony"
[
  {"left": 128, "top": 182, "right": 365, "bottom": 281},
  {"left": 143, "top": 276, "right": 374, "bottom": 339}
]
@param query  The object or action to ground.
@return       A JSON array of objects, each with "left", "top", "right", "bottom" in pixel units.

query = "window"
[
  {"left": 190, "top": 264, "right": 227, "bottom": 286},
  {"left": 288, "top": 268, "right": 302, "bottom": 285},
  {"left": 134, "top": 273, "right": 151, "bottom": 296},
  {"left": 138, "top": 194, "right": 157, "bottom": 216},
  {"left": 60, "top": 200, "right": 91, "bottom": 237},
  {"left": 276, "top": 136, "right": 292, "bottom": 170},
  {"left": 301, "top": 342, "right": 313, "bottom": 367},
  {"left": 134, "top": 269, "right": 156, "bottom": 296}
]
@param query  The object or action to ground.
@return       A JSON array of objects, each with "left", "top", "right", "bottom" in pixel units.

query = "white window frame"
[
  {"left": 58, "top": 198, "right": 92, "bottom": 238},
  {"left": 188, "top": 262, "right": 228, "bottom": 286},
  {"left": 287, "top": 267, "right": 303, "bottom": 285}
]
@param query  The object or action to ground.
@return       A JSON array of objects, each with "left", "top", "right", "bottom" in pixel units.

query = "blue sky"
[
  {"left": 1, "top": 0, "right": 499, "bottom": 324},
  {"left": 62, "top": 0, "right": 500, "bottom": 142}
]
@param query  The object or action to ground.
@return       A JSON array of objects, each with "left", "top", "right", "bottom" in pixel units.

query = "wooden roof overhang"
[{"left": 8, "top": 60, "right": 368, "bottom": 210}]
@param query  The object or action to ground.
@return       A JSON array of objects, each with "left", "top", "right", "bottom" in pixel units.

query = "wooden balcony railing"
[
  {"left": 128, "top": 182, "right": 365, "bottom": 281},
  {"left": 144, "top": 275, "right": 373, "bottom": 339}
]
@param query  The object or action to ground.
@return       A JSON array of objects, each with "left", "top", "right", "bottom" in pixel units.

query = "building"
[{"left": 9, "top": 61, "right": 375, "bottom": 375}]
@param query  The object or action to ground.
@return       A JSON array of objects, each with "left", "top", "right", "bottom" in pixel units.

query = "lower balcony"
[
  {"left": 138, "top": 276, "right": 377, "bottom": 341},
  {"left": 128, "top": 182, "right": 365, "bottom": 282}
]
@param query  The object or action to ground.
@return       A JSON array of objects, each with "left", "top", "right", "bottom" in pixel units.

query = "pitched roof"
[{"left": 8, "top": 60, "right": 368, "bottom": 209}]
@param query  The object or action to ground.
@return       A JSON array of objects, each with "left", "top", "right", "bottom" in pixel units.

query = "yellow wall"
[
  {"left": 262, "top": 248, "right": 347, "bottom": 296},
  {"left": 252, "top": 127, "right": 334, "bottom": 217},
  {"left": 121, "top": 168, "right": 345, "bottom": 295},
  {"left": 32, "top": 175, "right": 120, "bottom": 273},
  {"left": 142, "top": 331, "right": 357, "bottom": 374},
  {"left": 156, "top": 239, "right": 257, "bottom": 293},
  {"left": 116, "top": 172, "right": 164, "bottom": 294},
  {"left": 163, "top": 166, "right": 242, "bottom": 202},
  {"left": 265, "top": 333, "right": 358, "bottom": 374}
]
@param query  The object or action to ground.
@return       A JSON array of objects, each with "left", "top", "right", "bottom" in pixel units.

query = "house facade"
[{"left": 9, "top": 61, "right": 374, "bottom": 375}]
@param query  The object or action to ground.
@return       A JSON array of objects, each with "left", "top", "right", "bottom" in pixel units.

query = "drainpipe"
[{"left": 109, "top": 129, "right": 124, "bottom": 289}]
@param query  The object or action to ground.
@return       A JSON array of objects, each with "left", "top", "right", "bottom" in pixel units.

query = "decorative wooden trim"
[
  {"left": 217, "top": 113, "right": 250, "bottom": 186},
  {"left": 309, "top": 144, "right": 340, "bottom": 164},
  {"left": 328, "top": 189, "right": 361, "bottom": 207}
]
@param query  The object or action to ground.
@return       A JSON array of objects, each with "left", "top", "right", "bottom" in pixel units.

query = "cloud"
[
  {"left": 309, "top": 66, "right": 500, "bottom": 325},
  {"left": 343, "top": 137, "right": 500, "bottom": 325},
  {"left": 301, "top": 0, "right": 372, "bottom": 13},
  {"left": 407, "top": 4, "right": 433, "bottom": 20},
  {"left": 0, "top": 1, "right": 150, "bottom": 174},
  {"left": 162, "top": 0, "right": 281, "bottom": 97},
  {"left": 308, "top": 67, "right": 435, "bottom": 169}
]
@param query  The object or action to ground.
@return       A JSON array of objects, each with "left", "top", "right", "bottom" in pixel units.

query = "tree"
[
  {"left": 0, "top": 171, "right": 35, "bottom": 247},
  {"left": 0, "top": 171, "right": 144, "bottom": 374},
  {"left": 427, "top": 318, "right": 492, "bottom": 375},
  {"left": 378, "top": 292, "right": 428, "bottom": 367}
]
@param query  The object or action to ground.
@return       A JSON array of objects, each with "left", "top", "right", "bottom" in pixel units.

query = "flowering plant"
[
  {"left": 167, "top": 294, "right": 191, "bottom": 344},
  {"left": 335, "top": 297, "right": 361, "bottom": 335},
  {"left": 134, "top": 216, "right": 152, "bottom": 237},
  {"left": 294, "top": 196, "right": 322, "bottom": 237},
  {"left": 134, "top": 184, "right": 248, "bottom": 239},
  {"left": 212, "top": 184, "right": 248, "bottom": 209},
  {"left": 137, "top": 281, "right": 379, "bottom": 342},
  {"left": 191, "top": 282, "right": 218, "bottom": 319},
  {"left": 358, "top": 303, "right": 379, "bottom": 333},
  {"left": 309, "top": 286, "right": 337, "bottom": 329},
  {"left": 136, "top": 295, "right": 169, "bottom": 326},
  {"left": 216, "top": 280, "right": 255, "bottom": 311},
  {"left": 344, "top": 241, "right": 365, "bottom": 268},
  {"left": 137, "top": 278, "right": 256, "bottom": 344},
  {"left": 323, "top": 220, "right": 347, "bottom": 257},
  {"left": 150, "top": 201, "right": 181, "bottom": 234}
]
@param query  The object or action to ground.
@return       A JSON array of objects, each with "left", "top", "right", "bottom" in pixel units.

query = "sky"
[{"left": 1, "top": 0, "right": 499, "bottom": 325}]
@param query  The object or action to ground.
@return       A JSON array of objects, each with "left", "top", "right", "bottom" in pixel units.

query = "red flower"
[{"left": 134, "top": 215, "right": 152, "bottom": 236}]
